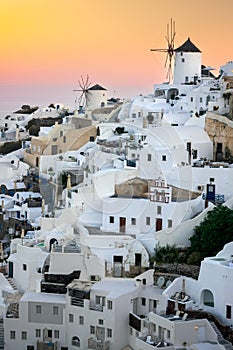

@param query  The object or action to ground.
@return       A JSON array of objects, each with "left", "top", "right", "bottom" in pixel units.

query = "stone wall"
[{"left": 205, "top": 112, "right": 233, "bottom": 161}]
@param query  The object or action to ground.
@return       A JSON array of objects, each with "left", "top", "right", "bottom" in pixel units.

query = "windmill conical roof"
[
  {"left": 88, "top": 84, "right": 107, "bottom": 91},
  {"left": 175, "top": 38, "right": 201, "bottom": 53}
]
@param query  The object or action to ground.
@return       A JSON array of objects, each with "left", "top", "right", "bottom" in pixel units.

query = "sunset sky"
[{"left": 1, "top": 0, "right": 233, "bottom": 109}]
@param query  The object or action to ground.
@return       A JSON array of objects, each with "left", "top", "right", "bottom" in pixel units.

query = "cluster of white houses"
[
  {"left": 0, "top": 37, "right": 233, "bottom": 349},
  {"left": 3, "top": 241, "right": 233, "bottom": 349}
]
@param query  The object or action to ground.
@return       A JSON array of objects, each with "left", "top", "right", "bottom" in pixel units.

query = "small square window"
[
  {"left": 54, "top": 330, "right": 59, "bottom": 339},
  {"left": 131, "top": 218, "right": 136, "bottom": 225},
  {"left": 210, "top": 178, "right": 215, "bottom": 183},
  {"left": 53, "top": 306, "right": 59, "bottom": 315},
  {"left": 22, "top": 331, "right": 27, "bottom": 340},
  {"left": 79, "top": 316, "right": 84, "bottom": 325},
  {"left": 162, "top": 155, "right": 166, "bottom": 161},
  {"left": 107, "top": 328, "right": 112, "bottom": 338},
  {"left": 35, "top": 329, "right": 41, "bottom": 338},
  {"left": 96, "top": 296, "right": 101, "bottom": 304},
  {"left": 36, "top": 305, "right": 41, "bottom": 314},
  {"left": 109, "top": 216, "right": 114, "bottom": 224},
  {"left": 107, "top": 300, "right": 112, "bottom": 310},
  {"left": 10, "top": 331, "right": 15, "bottom": 339}
]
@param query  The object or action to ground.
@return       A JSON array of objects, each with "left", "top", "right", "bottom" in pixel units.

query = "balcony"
[
  {"left": 88, "top": 338, "right": 110, "bottom": 350},
  {"left": 89, "top": 301, "right": 103, "bottom": 312},
  {"left": 36, "top": 340, "right": 58, "bottom": 350}
]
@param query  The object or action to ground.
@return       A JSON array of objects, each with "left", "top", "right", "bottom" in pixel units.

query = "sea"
[{"left": 0, "top": 84, "right": 77, "bottom": 117}]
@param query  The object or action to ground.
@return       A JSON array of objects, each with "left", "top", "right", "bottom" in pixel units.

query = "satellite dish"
[
  {"left": 166, "top": 280, "right": 172, "bottom": 287},
  {"left": 157, "top": 276, "right": 165, "bottom": 288}
]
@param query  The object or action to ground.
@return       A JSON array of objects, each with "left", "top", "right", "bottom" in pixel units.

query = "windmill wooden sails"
[{"left": 151, "top": 19, "right": 176, "bottom": 82}]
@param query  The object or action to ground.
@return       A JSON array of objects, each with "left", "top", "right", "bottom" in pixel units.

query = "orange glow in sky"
[{"left": 1, "top": 0, "right": 233, "bottom": 108}]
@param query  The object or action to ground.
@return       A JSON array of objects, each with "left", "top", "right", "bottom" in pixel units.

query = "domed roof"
[{"left": 175, "top": 38, "right": 201, "bottom": 53}]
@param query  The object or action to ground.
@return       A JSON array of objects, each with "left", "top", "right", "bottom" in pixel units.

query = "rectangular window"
[
  {"left": 36, "top": 305, "right": 41, "bottom": 314},
  {"left": 132, "top": 153, "right": 135, "bottom": 158},
  {"left": 22, "top": 331, "right": 27, "bottom": 340},
  {"left": 153, "top": 300, "right": 157, "bottom": 308},
  {"left": 182, "top": 58, "right": 185, "bottom": 62},
  {"left": 54, "top": 330, "right": 59, "bottom": 339},
  {"left": 107, "top": 300, "right": 113, "bottom": 310},
  {"left": 146, "top": 217, "right": 150, "bottom": 225},
  {"left": 63, "top": 136, "right": 66, "bottom": 143},
  {"left": 192, "top": 149, "right": 197, "bottom": 159},
  {"left": 53, "top": 306, "right": 59, "bottom": 315},
  {"left": 23, "top": 264, "right": 27, "bottom": 271},
  {"left": 190, "top": 97, "right": 193, "bottom": 102},
  {"left": 226, "top": 305, "right": 231, "bottom": 319},
  {"left": 35, "top": 329, "right": 41, "bottom": 338},
  {"left": 10, "top": 331, "right": 15, "bottom": 339},
  {"left": 60, "top": 131, "right": 63, "bottom": 137},
  {"left": 99, "top": 319, "right": 104, "bottom": 325},
  {"left": 168, "top": 219, "right": 172, "bottom": 228},
  {"left": 79, "top": 316, "right": 84, "bottom": 325},
  {"left": 210, "top": 178, "right": 215, "bottom": 183},
  {"left": 90, "top": 325, "right": 95, "bottom": 335},
  {"left": 109, "top": 216, "right": 114, "bottom": 224},
  {"left": 157, "top": 206, "right": 162, "bottom": 215},
  {"left": 162, "top": 155, "right": 166, "bottom": 161},
  {"left": 69, "top": 314, "right": 74, "bottom": 323},
  {"left": 107, "top": 328, "right": 112, "bottom": 338},
  {"left": 131, "top": 218, "right": 136, "bottom": 225},
  {"left": 141, "top": 297, "right": 146, "bottom": 306},
  {"left": 200, "top": 97, "right": 203, "bottom": 103},
  {"left": 96, "top": 296, "right": 101, "bottom": 304},
  {"left": 147, "top": 154, "right": 152, "bottom": 161},
  {"left": 48, "top": 330, "right": 52, "bottom": 338},
  {"left": 167, "top": 329, "right": 171, "bottom": 339}
]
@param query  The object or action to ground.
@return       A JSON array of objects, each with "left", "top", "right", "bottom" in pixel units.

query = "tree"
[
  {"left": 153, "top": 244, "right": 179, "bottom": 264},
  {"left": 188, "top": 205, "right": 233, "bottom": 264}
]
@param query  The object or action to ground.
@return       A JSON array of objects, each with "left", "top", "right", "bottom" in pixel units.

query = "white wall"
[
  {"left": 174, "top": 52, "right": 201, "bottom": 85},
  {"left": 8, "top": 244, "right": 49, "bottom": 292}
]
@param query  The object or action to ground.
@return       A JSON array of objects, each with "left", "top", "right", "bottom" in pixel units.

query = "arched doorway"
[
  {"left": 201, "top": 289, "right": 214, "bottom": 307},
  {"left": 49, "top": 238, "right": 58, "bottom": 252}
]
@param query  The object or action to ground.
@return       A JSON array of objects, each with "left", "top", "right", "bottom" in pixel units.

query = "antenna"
[{"left": 151, "top": 18, "right": 176, "bottom": 83}]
